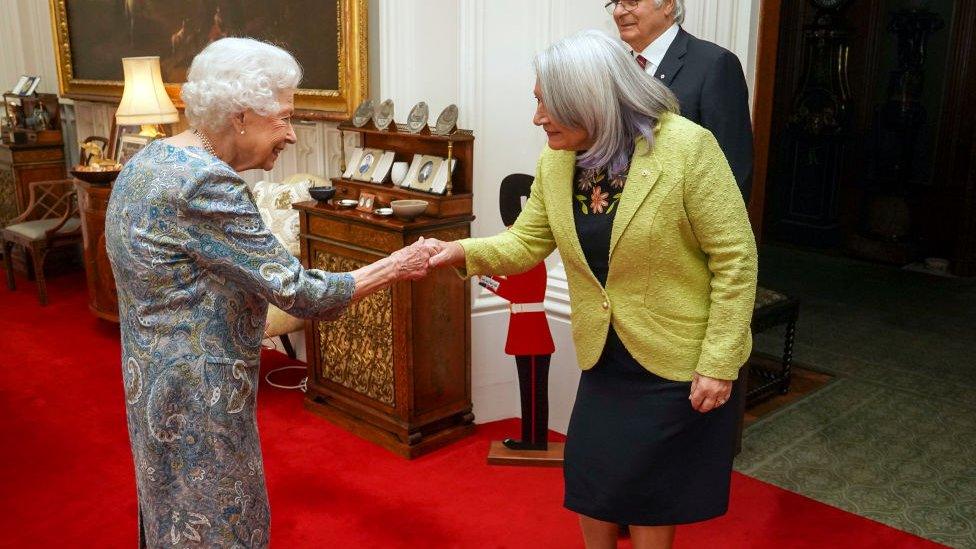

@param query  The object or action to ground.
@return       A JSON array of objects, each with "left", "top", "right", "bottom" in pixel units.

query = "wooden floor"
[{"left": 744, "top": 366, "right": 833, "bottom": 428}]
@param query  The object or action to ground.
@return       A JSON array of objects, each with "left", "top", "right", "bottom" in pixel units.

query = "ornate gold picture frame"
[{"left": 48, "top": 0, "right": 367, "bottom": 119}]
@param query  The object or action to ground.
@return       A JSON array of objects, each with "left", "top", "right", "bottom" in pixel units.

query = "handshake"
[{"left": 388, "top": 237, "right": 465, "bottom": 281}]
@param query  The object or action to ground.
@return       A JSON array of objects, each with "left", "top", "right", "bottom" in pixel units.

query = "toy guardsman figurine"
[{"left": 478, "top": 174, "right": 555, "bottom": 451}]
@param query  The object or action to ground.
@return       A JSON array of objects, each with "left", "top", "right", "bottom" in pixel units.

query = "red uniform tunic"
[{"left": 485, "top": 262, "right": 555, "bottom": 356}]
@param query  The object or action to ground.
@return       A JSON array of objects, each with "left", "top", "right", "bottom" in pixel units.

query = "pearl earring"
[{"left": 240, "top": 129, "right": 245, "bottom": 135}]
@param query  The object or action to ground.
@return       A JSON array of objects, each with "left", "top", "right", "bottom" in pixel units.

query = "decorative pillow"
[{"left": 252, "top": 179, "right": 313, "bottom": 256}]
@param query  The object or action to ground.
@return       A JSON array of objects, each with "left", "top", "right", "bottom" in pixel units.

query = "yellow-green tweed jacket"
[{"left": 459, "top": 113, "right": 758, "bottom": 381}]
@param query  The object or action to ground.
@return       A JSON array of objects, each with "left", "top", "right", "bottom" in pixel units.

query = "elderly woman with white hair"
[
  {"left": 425, "top": 30, "right": 757, "bottom": 548},
  {"left": 105, "top": 38, "right": 430, "bottom": 548}
]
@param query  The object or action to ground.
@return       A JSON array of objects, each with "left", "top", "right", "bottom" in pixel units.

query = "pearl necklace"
[{"left": 193, "top": 128, "right": 217, "bottom": 157}]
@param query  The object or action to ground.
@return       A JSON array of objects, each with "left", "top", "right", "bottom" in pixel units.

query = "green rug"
[{"left": 736, "top": 246, "right": 976, "bottom": 548}]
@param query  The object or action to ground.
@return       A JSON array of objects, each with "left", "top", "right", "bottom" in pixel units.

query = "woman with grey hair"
[
  {"left": 425, "top": 30, "right": 756, "bottom": 548},
  {"left": 106, "top": 37, "right": 430, "bottom": 548}
]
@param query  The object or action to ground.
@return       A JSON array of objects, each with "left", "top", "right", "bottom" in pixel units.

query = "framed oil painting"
[{"left": 48, "top": 0, "right": 367, "bottom": 118}]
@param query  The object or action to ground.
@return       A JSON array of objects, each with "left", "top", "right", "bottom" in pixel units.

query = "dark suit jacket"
[{"left": 654, "top": 28, "right": 754, "bottom": 201}]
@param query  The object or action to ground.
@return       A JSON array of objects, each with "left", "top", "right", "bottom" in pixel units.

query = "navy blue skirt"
[{"left": 563, "top": 328, "right": 740, "bottom": 526}]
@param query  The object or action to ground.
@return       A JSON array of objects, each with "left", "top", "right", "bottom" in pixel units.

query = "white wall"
[
  {"left": 0, "top": 0, "right": 59, "bottom": 96},
  {"left": 2, "top": 0, "right": 762, "bottom": 433}
]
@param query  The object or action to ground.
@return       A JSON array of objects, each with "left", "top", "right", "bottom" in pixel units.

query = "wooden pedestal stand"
[{"left": 487, "top": 441, "right": 565, "bottom": 467}]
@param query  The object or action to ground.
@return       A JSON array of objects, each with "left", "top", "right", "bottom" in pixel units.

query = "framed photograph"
[
  {"left": 115, "top": 135, "right": 152, "bottom": 165},
  {"left": 49, "top": 1, "right": 367, "bottom": 117},
  {"left": 342, "top": 147, "right": 364, "bottom": 179},
  {"left": 430, "top": 158, "right": 458, "bottom": 195},
  {"left": 109, "top": 122, "right": 141, "bottom": 159},
  {"left": 371, "top": 151, "right": 396, "bottom": 184},
  {"left": 356, "top": 192, "right": 376, "bottom": 213},
  {"left": 10, "top": 76, "right": 30, "bottom": 96},
  {"left": 23, "top": 76, "right": 41, "bottom": 96},
  {"left": 403, "top": 155, "right": 444, "bottom": 192},
  {"left": 351, "top": 148, "right": 385, "bottom": 182}
]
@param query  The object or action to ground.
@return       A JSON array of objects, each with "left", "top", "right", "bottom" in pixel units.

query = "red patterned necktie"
[{"left": 635, "top": 54, "right": 648, "bottom": 70}]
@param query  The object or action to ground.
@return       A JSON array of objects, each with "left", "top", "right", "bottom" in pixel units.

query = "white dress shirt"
[{"left": 632, "top": 23, "right": 680, "bottom": 76}]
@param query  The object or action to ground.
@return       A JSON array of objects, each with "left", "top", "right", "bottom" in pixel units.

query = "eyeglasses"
[{"left": 604, "top": 0, "right": 641, "bottom": 16}]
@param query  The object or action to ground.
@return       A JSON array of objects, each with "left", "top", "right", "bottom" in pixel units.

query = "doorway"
[{"left": 751, "top": 0, "right": 976, "bottom": 277}]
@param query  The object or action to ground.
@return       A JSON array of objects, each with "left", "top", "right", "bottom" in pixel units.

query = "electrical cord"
[
  {"left": 261, "top": 337, "right": 308, "bottom": 392},
  {"left": 264, "top": 366, "right": 307, "bottom": 392}
]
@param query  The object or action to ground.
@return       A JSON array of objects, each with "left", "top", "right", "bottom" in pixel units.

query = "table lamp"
[{"left": 115, "top": 56, "right": 178, "bottom": 138}]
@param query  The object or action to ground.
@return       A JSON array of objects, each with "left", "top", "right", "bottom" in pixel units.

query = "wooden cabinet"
[
  {"left": 297, "top": 202, "right": 475, "bottom": 458},
  {"left": 74, "top": 180, "right": 118, "bottom": 322},
  {"left": 297, "top": 122, "right": 478, "bottom": 458},
  {"left": 0, "top": 142, "right": 69, "bottom": 275}
]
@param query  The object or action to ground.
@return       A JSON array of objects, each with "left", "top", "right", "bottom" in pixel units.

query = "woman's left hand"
[{"left": 689, "top": 373, "right": 733, "bottom": 413}]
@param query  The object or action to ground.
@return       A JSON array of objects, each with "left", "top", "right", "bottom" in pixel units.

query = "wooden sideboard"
[
  {"left": 296, "top": 201, "right": 475, "bottom": 458},
  {"left": 74, "top": 180, "right": 118, "bottom": 322},
  {"left": 1, "top": 142, "right": 69, "bottom": 275}
]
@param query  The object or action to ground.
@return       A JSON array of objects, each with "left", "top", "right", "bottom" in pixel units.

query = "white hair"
[
  {"left": 655, "top": 0, "right": 685, "bottom": 25},
  {"left": 534, "top": 30, "right": 678, "bottom": 174},
  {"left": 181, "top": 37, "right": 302, "bottom": 132}
]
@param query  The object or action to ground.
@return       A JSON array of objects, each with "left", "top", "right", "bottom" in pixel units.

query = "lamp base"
[{"left": 137, "top": 124, "right": 166, "bottom": 138}]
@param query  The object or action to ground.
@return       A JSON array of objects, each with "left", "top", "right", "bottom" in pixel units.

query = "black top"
[{"left": 572, "top": 161, "right": 629, "bottom": 287}]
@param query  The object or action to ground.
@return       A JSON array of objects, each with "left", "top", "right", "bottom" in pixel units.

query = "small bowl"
[
  {"left": 308, "top": 186, "right": 336, "bottom": 202},
  {"left": 337, "top": 199, "right": 359, "bottom": 208},
  {"left": 391, "top": 199, "right": 429, "bottom": 221},
  {"left": 71, "top": 167, "right": 121, "bottom": 185},
  {"left": 373, "top": 207, "right": 393, "bottom": 217}
]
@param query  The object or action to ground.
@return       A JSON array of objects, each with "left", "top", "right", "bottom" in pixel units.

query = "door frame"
[{"left": 748, "top": 0, "right": 783, "bottom": 244}]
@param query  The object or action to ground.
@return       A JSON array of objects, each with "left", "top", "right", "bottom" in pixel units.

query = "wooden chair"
[{"left": 1, "top": 179, "right": 82, "bottom": 305}]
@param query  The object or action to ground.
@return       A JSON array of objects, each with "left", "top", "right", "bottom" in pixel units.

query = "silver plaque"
[
  {"left": 374, "top": 99, "right": 395, "bottom": 131},
  {"left": 432, "top": 104, "right": 459, "bottom": 135},
  {"left": 406, "top": 102, "right": 429, "bottom": 133},
  {"left": 351, "top": 99, "right": 375, "bottom": 128}
]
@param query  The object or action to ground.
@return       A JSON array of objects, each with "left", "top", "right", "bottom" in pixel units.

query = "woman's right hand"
[
  {"left": 389, "top": 237, "right": 433, "bottom": 280},
  {"left": 423, "top": 239, "right": 466, "bottom": 268}
]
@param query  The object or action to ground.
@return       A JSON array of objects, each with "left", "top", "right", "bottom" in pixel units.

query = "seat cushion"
[
  {"left": 265, "top": 304, "right": 305, "bottom": 337},
  {"left": 754, "top": 286, "right": 788, "bottom": 309},
  {"left": 5, "top": 217, "right": 80, "bottom": 240}
]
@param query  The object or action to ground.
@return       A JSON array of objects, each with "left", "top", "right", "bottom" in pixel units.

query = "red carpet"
[{"left": 0, "top": 269, "right": 945, "bottom": 548}]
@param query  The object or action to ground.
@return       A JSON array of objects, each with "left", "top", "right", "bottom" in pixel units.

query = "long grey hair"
[{"left": 533, "top": 30, "right": 679, "bottom": 175}]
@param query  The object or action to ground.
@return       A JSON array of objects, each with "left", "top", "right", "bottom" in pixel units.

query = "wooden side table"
[
  {"left": 74, "top": 179, "right": 118, "bottom": 322},
  {"left": 748, "top": 287, "right": 800, "bottom": 404}
]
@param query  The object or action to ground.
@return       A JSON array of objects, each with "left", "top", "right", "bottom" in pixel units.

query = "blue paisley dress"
[{"left": 105, "top": 140, "right": 354, "bottom": 548}]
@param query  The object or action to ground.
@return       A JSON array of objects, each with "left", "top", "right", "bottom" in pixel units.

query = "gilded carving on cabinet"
[
  {"left": 314, "top": 250, "right": 395, "bottom": 406},
  {"left": 48, "top": 0, "right": 368, "bottom": 117},
  {"left": 0, "top": 168, "right": 17, "bottom": 226}
]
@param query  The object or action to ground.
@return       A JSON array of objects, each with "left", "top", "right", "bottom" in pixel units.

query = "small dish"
[
  {"left": 337, "top": 199, "right": 359, "bottom": 208},
  {"left": 373, "top": 207, "right": 393, "bottom": 217}
]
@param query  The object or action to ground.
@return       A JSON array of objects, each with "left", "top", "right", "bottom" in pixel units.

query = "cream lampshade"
[{"left": 115, "top": 56, "right": 178, "bottom": 138}]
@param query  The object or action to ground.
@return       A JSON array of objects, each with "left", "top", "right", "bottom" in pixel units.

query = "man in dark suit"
[{"left": 610, "top": 0, "right": 754, "bottom": 201}]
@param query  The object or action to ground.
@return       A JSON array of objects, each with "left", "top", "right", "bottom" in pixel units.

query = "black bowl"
[
  {"left": 308, "top": 186, "right": 336, "bottom": 202},
  {"left": 71, "top": 168, "right": 121, "bottom": 185}
]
